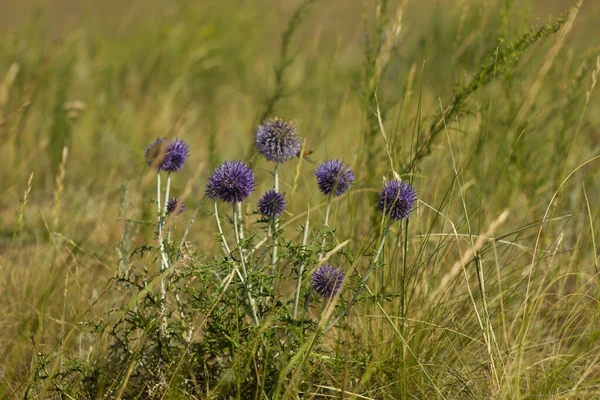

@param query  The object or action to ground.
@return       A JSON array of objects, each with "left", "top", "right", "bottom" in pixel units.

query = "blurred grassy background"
[{"left": 1, "top": 0, "right": 600, "bottom": 397}]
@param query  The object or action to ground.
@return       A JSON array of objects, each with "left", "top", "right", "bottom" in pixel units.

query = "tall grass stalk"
[
  {"left": 271, "top": 163, "right": 280, "bottom": 269},
  {"left": 213, "top": 200, "right": 259, "bottom": 325},
  {"left": 233, "top": 202, "right": 260, "bottom": 325},
  {"left": 304, "top": 194, "right": 332, "bottom": 312},
  {"left": 292, "top": 205, "right": 310, "bottom": 319}
]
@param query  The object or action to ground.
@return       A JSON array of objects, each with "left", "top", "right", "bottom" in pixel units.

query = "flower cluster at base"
[
  {"left": 315, "top": 159, "right": 355, "bottom": 197},
  {"left": 258, "top": 190, "right": 287, "bottom": 219},
  {"left": 145, "top": 138, "right": 190, "bottom": 172},
  {"left": 379, "top": 180, "right": 416, "bottom": 221},
  {"left": 205, "top": 161, "right": 256, "bottom": 204},
  {"left": 311, "top": 264, "right": 345, "bottom": 298},
  {"left": 255, "top": 118, "right": 302, "bottom": 164},
  {"left": 166, "top": 198, "right": 185, "bottom": 216}
]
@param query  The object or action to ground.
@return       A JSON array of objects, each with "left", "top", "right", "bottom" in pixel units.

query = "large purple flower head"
[
  {"left": 315, "top": 159, "right": 355, "bottom": 197},
  {"left": 255, "top": 118, "right": 302, "bottom": 164},
  {"left": 311, "top": 264, "right": 345, "bottom": 298},
  {"left": 258, "top": 190, "right": 287, "bottom": 219},
  {"left": 166, "top": 198, "right": 185, "bottom": 216},
  {"left": 205, "top": 161, "right": 256, "bottom": 204},
  {"left": 145, "top": 138, "right": 190, "bottom": 172},
  {"left": 378, "top": 180, "right": 416, "bottom": 221}
]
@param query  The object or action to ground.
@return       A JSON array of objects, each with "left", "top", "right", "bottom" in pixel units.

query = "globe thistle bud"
[
  {"left": 314, "top": 159, "right": 355, "bottom": 197},
  {"left": 378, "top": 180, "right": 416, "bottom": 221},
  {"left": 311, "top": 264, "right": 345, "bottom": 298},
  {"left": 205, "top": 161, "right": 256, "bottom": 204},
  {"left": 255, "top": 118, "right": 302, "bottom": 164},
  {"left": 258, "top": 190, "right": 287, "bottom": 219},
  {"left": 166, "top": 198, "right": 185, "bottom": 216}
]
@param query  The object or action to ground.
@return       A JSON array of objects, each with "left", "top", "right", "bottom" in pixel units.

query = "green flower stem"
[
  {"left": 159, "top": 172, "right": 171, "bottom": 340},
  {"left": 319, "top": 195, "right": 332, "bottom": 260},
  {"left": 273, "top": 163, "right": 279, "bottom": 192},
  {"left": 214, "top": 201, "right": 231, "bottom": 255}
]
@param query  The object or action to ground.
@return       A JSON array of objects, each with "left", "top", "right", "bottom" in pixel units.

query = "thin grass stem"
[
  {"left": 272, "top": 163, "right": 280, "bottom": 268},
  {"left": 304, "top": 195, "right": 332, "bottom": 312},
  {"left": 292, "top": 205, "right": 310, "bottom": 319},
  {"left": 233, "top": 202, "right": 259, "bottom": 325}
]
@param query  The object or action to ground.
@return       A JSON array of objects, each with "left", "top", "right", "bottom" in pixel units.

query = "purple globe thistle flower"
[
  {"left": 166, "top": 198, "right": 185, "bottom": 215},
  {"left": 258, "top": 190, "right": 287, "bottom": 219},
  {"left": 145, "top": 138, "right": 190, "bottom": 172},
  {"left": 205, "top": 161, "right": 256, "bottom": 204},
  {"left": 162, "top": 138, "right": 190, "bottom": 172},
  {"left": 255, "top": 118, "right": 302, "bottom": 164},
  {"left": 314, "top": 159, "right": 355, "bottom": 197},
  {"left": 311, "top": 264, "right": 345, "bottom": 298},
  {"left": 378, "top": 180, "right": 417, "bottom": 221}
]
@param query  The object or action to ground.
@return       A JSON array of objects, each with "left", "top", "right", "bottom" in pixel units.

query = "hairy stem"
[
  {"left": 156, "top": 171, "right": 168, "bottom": 386},
  {"left": 159, "top": 173, "right": 171, "bottom": 336},
  {"left": 214, "top": 200, "right": 231, "bottom": 254}
]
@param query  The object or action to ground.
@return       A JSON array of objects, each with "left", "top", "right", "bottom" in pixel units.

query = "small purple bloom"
[
  {"left": 314, "top": 160, "right": 355, "bottom": 197},
  {"left": 166, "top": 198, "right": 185, "bottom": 216},
  {"left": 378, "top": 180, "right": 416, "bottom": 221},
  {"left": 162, "top": 139, "right": 190, "bottom": 172},
  {"left": 205, "top": 161, "right": 256, "bottom": 204},
  {"left": 258, "top": 190, "right": 287, "bottom": 219},
  {"left": 255, "top": 118, "right": 302, "bottom": 164},
  {"left": 311, "top": 264, "right": 345, "bottom": 298},
  {"left": 145, "top": 138, "right": 190, "bottom": 172}
]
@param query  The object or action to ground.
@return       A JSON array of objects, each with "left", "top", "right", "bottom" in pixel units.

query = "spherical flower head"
[
  {"left": 258, "top": 190, "right": 287, "bottom": 219},
  {"left": 205, "top": 161, "right": 256, "bottom": 204},
  {"left": 314, "top": 159, "right": 355, "bottom": 197},
  {"left": 378, "top": 180, "right": 417, "bottom": 221},
  {"left": 255, "top": 118, "right": 302, "bottom": 164},
  {"left": 145, "top": 138, "right": 190, "bottom": 172},
  {"left": 166, "top": 198, "right": 185, "bottom": 216},
  {"left": 311, "top": 264, "right": 345, "bottom": 298},
  {"left": 162, "top": 138, "right": 190, "bottom": 172}
]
